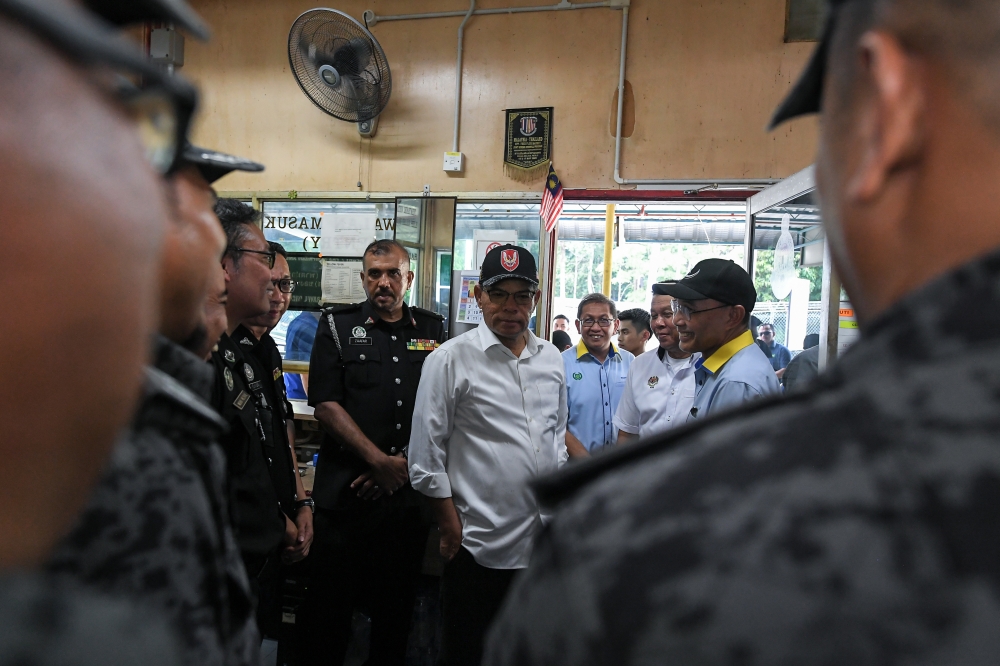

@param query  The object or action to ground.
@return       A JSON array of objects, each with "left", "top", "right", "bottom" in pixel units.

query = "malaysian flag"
[{"left": 540, "top": 163, "right": 564, "bottom": 234}]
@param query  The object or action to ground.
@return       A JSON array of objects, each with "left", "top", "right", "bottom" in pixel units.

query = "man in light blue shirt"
[
  {"left": 562, "top": 293, "right": 634, "bottom": 457},
  {"left": 656, "top": 259, "right": 780, "bottom": 421}
]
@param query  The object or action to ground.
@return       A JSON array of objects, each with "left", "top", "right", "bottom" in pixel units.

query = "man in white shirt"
[
  {"left": 409, "top": 244, "right": 567, "bottom": 666},
  {"left": 615, "top": 287, "right": 698, "bottom": 443}
]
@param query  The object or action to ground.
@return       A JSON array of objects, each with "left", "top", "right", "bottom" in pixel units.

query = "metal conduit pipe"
[
  {"left": 369, "top": 1, "right": 613, "bottom": 23},
  {"left": 610, "top": 8, "right": 774, "bottom": 188},
  {"left": 454, "top": 0, "right": 476, "bottom": 153}
]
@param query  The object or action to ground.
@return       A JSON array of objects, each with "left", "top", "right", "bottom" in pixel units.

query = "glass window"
[
  {"left": 553, "top": 202, "right": 747, "bottom": 349},
  {"left": 262, "top": 200, "right": 394, "bottom": 370},
  {"left": 262, "top": 200, "right": 396, "bottom": 255}
]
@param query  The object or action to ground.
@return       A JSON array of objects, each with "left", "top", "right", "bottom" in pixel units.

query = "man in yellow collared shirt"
[{"left": 656, "top": 259, "right": 780, "bottom": 421}]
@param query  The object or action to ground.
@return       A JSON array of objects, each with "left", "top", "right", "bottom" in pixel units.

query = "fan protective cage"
[{"left": 288, "top": 8, "right": 392, "bottom": 123}]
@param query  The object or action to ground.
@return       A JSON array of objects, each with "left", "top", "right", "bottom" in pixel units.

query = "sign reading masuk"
[{"left": 504, "top": 107, "right": 553, "bottom": 182}]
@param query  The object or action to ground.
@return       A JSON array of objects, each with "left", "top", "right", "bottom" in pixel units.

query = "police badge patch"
[
  {"left": 352, "top": 326, "right": 367, "bottom": 338},
  {"left": 273, "top": 367, "right": 281, "bottom": 381},
  {"left": 244, "top": 365, "right": 254, "bottom": 381},
  {"left": 224, "top": 349, "right": 236, "bottom": 363},
  {"left": 648, "top": 376, "right": 659, "bottom": 389},
  {"left": 224, "top": 367, "right": 234, "bottom": 391},
  {"left": 573, "top": 372, "right": 583, "bottom": 381}
]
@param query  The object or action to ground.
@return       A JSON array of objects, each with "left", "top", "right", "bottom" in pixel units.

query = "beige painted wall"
[{"left": 186, "top": 0, "right": 819, "bottom": 193}]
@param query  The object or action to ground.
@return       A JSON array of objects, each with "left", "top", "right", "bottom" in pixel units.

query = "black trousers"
[
  {"left": 244, "top": 550, "right": 283, "bottom": 640},
  {"left": 438, "top": 548, "right": 517, "bottom": 666},
  {"left": 296, "top": 505, "right": 428, "bottom": 666}
]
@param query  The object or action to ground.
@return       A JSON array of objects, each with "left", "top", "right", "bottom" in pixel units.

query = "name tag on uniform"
[
  {"left": 350, "top": 337, "right": 373, "bottom": 346},
  {"left": 248, "top": 380, "right": 263, "bottom": 392},
  {"left": 407, "top": 339, "right": 440, "bottom": 351},
  {"left": 233, "top": 391, "right": 250, "bottom": 410}
]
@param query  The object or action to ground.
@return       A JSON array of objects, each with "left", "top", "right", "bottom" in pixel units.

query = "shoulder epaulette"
[
  {"left": 411, "top": 306, "right": 445, "bottom": 321},
  {"left": 322, "top": 303, "right": 362, "bottom": 315}
]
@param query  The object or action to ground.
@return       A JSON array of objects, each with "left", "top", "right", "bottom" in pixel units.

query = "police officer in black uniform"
[
  {"left": 211, "top": 200, "right": 302, "bottom": 637},
  {"left": 296, "top": 239, "right": 446, "bottom": 666},
  {"left": 236, "top": 241, "right": 315, "bottom": 641}
]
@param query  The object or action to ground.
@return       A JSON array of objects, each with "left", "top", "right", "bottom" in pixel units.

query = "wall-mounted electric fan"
[{"left": 288, "top": 8, "right": 391, "bottom": 137}]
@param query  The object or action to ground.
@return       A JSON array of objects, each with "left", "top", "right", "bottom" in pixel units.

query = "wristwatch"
[{"left": 296, "top": 498, "right": 315, "bottom": 513}]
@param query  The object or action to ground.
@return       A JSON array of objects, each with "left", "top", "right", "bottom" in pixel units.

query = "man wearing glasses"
[
  {"left": 409, "top": 244, "right": 567, "bottom": 666},
  {"left": 757, "top": 323, "right": 792, "bottom": 379},
  {"left": 237, "top": 241, "right": 315, "bottom": 641},
  {"left": 614, "top": 290, "right": 698, "bottom": 444},
  {"left": 562, "top": 293, "right": 634, "bottom": 458},
  {"left": 297, "top": 239, "right": 446, "bottom": 666},
  {"left": 211, "top": 200, "right": 302, "bottom": 638},
  {"left": 0, "top": 0, "right": 259, "bottom": 663},
  {"left": 658, "top": 259, "right": 780, "bottom": 421}
]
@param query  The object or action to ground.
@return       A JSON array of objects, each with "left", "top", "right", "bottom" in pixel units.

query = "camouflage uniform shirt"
[
  {"left": 485, "top": 250, "right": 1000, "bottom": 665},
  {"left": 47, "top": 338, "right": 259, "bottom": 666},
  {"left": 0, "top": 573, "right": 179, "bottom": 666}
]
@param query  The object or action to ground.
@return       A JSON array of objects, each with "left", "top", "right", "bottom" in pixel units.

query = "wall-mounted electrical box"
[
  {"left": 150, "top": 27, "right": 185, "bottom": 67},
  {"left": 443, "top": 152, "right": 464, "bottom": 173}
]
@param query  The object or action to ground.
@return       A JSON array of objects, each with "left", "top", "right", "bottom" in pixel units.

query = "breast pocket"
[
  {"left": 533, "top": 382, "right": 562, "bottom": 429},
  {"left": 343, "top": 346, "right": 382, "bottom": 388}
]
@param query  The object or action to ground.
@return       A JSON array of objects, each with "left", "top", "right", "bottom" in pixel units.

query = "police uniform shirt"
[
  {"left": 48, "top": 337, "right": 259, "bottom": 666},
  {"left": 689, "top": 330, "right": 782, "bottom": 421},
  {"left": 211, "top": 333, "right": 286, "bottom": 558},
  {"left": 231, "top": 325, "right": 298, "bottom": 519},
  {"left": 613, "top": 346, "right": 699, "bottom": 439},
  {"left": 307, "top": 300, "right": 445, "bottom": 510},
  {"left": 561, "top": 340, "right": 633, "bottom": 453},
  {"left": 483, "top": 248, "right": 1000, "bottom": 665}
]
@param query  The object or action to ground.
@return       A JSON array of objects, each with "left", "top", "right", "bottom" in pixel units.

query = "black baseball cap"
[
  {"left": 84, "top": 0, "right": 210, "bottom": 40},
  {"left": 769, "top": 0, "right": 856, "bottom": 129},
  {"left": 480, "top": 244, "right": 539, "bottom": 289},
  {"left": 180, "top": 144, "right": 265, "bottom": 184},
  {"left": 653, "top": 259, "right": 757, "bottom": 313}
]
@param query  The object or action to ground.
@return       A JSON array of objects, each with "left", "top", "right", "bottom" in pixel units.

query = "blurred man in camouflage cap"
[
  {"left": 0, "top": 0, "right": 209, "bottom": 663},
  {"left": 486, "top": 0, "right": 1000, "bottom": 664}
]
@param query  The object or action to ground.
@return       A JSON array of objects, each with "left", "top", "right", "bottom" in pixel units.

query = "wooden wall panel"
[{"left": 185, "top": 0, "right": 819, "bottom": 192}]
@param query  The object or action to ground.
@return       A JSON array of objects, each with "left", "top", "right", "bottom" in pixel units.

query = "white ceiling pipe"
[{"left": 369, "top": 1, "right": 613, "bottom": 23}]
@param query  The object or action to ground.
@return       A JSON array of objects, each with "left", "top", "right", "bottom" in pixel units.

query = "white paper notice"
[
  {"left": 319, "top": 214, "right": 377, "bottom": 258},
  {"left": 321, "top": 259, "right": 366, "bottom": 304}
]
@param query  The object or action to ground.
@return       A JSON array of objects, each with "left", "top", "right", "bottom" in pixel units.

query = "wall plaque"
[{"left": 504, "top": 107, "right": 553, "bottom": 182}]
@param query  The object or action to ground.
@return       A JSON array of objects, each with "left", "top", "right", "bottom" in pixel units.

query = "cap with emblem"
[
  {"left": 769, "top": 0, "right": 857, "bottom": 129},
  {"left": 83, "top": 0, "right": 210, "bottom": 40},
  {"left": 180, "top": 144, "right": 265, "bottom": 184},
  {"left": 479, "top": 244, "right": 539, "bottom": 289},
  {"left": 653, "top": 259, "right": 757, "bottom": 313}
]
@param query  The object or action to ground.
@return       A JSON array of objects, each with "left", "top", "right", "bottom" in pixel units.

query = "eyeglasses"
[
  {"left": 579, "top": 317, "right": 614, "bottom": 329},
  {"left": 671, "top": 301, "right": 732, "bottom": 319},
  {"left": 486, "top": 289, "right": 536, "bottom": 307},
  {"left": 229, "top": 247, "right": 276, "bottom": 269},
  {"left": 273, "top": 278, "right": 297, "bottom": 294},
  {"left": 0, "top": 0, "right": 198, "bottom": 176}
]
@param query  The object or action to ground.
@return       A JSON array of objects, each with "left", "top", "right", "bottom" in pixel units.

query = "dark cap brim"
[
  {"left": 652, "top": 282, "right": 708, "bottom": 301},
  {"left": 84, "top": 0, "right": 210, "bottom": 40},
  {"left": 181, "top": 144, "right": 265, "bottom": 184},
  {"left": 480, "top": 274, "right": 539, "bottom": 289},
  {"left": 768, "top": 16, "right": 834, "bottom": 130}
]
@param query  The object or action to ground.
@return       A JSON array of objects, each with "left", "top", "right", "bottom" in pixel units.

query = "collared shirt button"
[
  {"left": 390, "top": 447, "right": 398, "bottom": 454},
  {"left": 392, "top": 335, "right": 397, "bottom": 341},
  {"left": 393, "top": 356, "right": 399, "bottom": 362},
  {"left": 397, "top": 400, "right": 403, "bottom": 407},
  {"left": 396, "top": 424, "right": 401, "bottom": 430},
  {"left": 395, "top": 378, "right": 401, "bottom": 384},
  {"left": 360, "top": 354, "right": 366, "bottom": 361}
]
